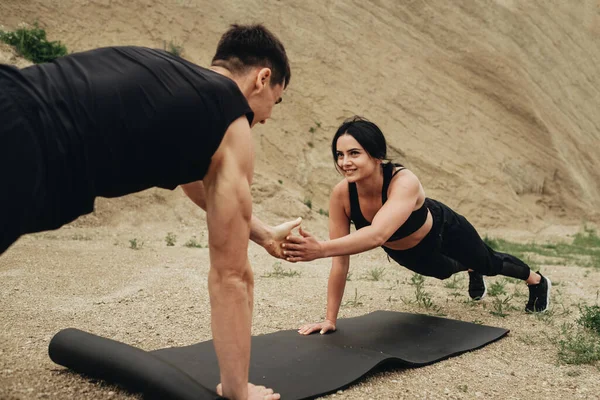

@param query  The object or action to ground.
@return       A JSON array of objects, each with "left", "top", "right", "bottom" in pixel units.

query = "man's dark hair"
[{"left": 212, "top": 24, "right": 291, "bottom": 88}]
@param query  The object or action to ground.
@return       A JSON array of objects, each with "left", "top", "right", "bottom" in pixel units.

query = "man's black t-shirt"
[{"left": 0, "top": 46, "right": 253, "bottom": 232}]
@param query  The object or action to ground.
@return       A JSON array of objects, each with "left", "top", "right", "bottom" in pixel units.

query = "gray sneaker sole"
[
  {"left": 527, "top": 277, "right": 552, "bottom": 313},
  {"left": 540, "top": 277, "right": 552, "bottom": 313}
]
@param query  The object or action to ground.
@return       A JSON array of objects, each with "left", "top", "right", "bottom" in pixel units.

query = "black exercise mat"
[{"left": 49, "top": 311, "right": 509, "bottom": 400}]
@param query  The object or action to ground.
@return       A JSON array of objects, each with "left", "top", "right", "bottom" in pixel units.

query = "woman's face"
[{"left": 335, "top": 134, "right": 380, "bottom": 182}]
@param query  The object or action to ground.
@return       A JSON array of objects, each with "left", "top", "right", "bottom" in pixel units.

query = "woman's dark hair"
[
  {"left": 331, "top": 116, "right": 389, "bottom": 166},
  {"left": 211, "top": 24, "right": 291, "bottom": 88}
]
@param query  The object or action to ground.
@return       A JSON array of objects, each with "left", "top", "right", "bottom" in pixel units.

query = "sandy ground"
[
  {"left": 2, "top": 0, "right": 600, "bottom": 398},
  {"left": 1, "top": 195, "right": 600, "bottom": 400}
]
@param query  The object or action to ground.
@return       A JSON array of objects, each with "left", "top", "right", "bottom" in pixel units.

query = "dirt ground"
[
  {"left": 1, "top": 195, "right": 599, "bottom": 400},
  {"left": 2, "top": 0, "right": 600, "bottom": 399}
]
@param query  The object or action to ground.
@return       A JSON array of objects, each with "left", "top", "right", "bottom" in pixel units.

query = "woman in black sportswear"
[{"left": 280, "top": 116, "right": 551, "bottom": 336}]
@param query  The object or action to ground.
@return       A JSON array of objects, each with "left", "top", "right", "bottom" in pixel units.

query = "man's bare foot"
[{"left": 216, "top": 382, "right": 281, "bottom": 400}]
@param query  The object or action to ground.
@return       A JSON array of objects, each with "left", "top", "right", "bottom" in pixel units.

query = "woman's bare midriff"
[{"left": 383, "top": 209, "right": 433, "bottom": 251}]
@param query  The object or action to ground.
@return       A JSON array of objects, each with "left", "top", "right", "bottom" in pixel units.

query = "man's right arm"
[
  {"left": 202, "top": 116, "right": 255, "bottom": 400},
  {"left": 181, "top": 181, "right": 207, "bottom": 210}
]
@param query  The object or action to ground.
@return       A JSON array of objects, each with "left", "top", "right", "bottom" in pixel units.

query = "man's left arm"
[{"left": 181, "top": 181, "right": 301, "bottom": 258}]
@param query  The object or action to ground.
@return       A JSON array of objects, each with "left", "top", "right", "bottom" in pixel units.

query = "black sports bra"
[{"left": 348, "top": 163, "right": 428, "bottom": 242}]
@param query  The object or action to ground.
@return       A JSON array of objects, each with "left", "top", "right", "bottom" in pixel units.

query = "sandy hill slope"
[{"left": 1, "top": 0, "right": 599, "bottom": 233}]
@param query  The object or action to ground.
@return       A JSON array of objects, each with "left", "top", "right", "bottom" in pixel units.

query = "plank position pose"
[
  {"left": 279, "top": 116, "right": 551, "bottom": 336},
  {"left": 0, "top": 24, "right": 301, "bottom": 400}
]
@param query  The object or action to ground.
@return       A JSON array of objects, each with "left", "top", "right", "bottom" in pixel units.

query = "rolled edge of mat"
[{"left": 49, "top": 328, "right": 219, "bottom": 400}]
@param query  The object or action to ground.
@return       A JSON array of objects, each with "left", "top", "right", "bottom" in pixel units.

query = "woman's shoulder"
[
  {"left": 330, "top": 179, "right": 352, "bottom": 217},
  {"left": 332, "top": 178, "right": 350, "bottom": 194},
  {"left": 389, "top": 163, "right": 416, "bottom": 178},
  {"left": 330, "top": 179, "right": 351, "bottom": 205},
  {"left": 388, "top": 164, "right": 422, "bottom": 191}
]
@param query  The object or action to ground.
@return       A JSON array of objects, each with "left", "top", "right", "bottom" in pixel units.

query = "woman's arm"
[
  {"left": 284, "top": 171, "right": 421, "bottom": 262},
  {"left": 298, "top": 185, "right": 351, "bottom": 335},
  {"left": 324, "top": 255, "right": 350, "bottom": 325},
  {"left": 298, "top": 254, "right": 349, "bottom": 335}
]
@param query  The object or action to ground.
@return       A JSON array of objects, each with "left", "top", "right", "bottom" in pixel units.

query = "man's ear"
[{"left": 255, "top": 67, "right": 272, "bottom": 91}]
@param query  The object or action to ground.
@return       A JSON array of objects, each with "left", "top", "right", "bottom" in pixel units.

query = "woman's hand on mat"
[
  {"left": 216, "top": 382, "right": 281, "bottom": 400},
  {"left": 297, "top": 319, "right": 336, "bottom": 335},
  {"left": 262, "top": 217, "right": 302, "bottom": 259},
  {"left": 282, "top": 227, "right": 324, "bottom": 262}
]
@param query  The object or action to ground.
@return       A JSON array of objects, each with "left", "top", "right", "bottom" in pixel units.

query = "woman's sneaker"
[
  {"left": 525, "top": 272, "right": 551, "bottom": 313},
  {"left": 468, "top": 271, "right": 487, "bottom": 300}
]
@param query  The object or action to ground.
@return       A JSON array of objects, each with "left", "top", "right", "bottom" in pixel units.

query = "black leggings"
[{"left": 383, "top": 198, "right": 531, "bottom": 281}]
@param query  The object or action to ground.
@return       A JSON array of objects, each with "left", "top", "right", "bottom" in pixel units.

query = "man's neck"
[
  {"left": 209, "top": 66, "right": 252, "bottom": 98},
  {"left": 208, "top": 65, "right": 233, "bottom": 79}
]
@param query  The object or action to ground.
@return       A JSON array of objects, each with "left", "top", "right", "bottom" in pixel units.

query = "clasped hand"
[
  {"left": 261, "top": 217, "right": 302, "bottom": 259},
  {"left": 281, "top": 226, "right": 323, "bottom": 262}
]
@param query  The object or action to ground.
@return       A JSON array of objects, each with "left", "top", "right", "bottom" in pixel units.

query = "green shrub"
[
  {"left": 184, "top": 238, "right": 203, "bottom": 248},
  {"left": 164, "top": 40, "right": 183, "bottom": 57},
  {"left": 578, "top": 304, "right": 600, "bottom": 335},
  {"left": 0, "top": 23, "right": 67, "bottom": 63},
  {"left": 318, "top": 208, "right": 329, "bottom": 217},
  {"left": 261, "top": 262, "right": 301, "bottom": 278},
  {"left": 129, "top": 238, "right": 143, "bottom": 250},
  {"left": 165, "top": 232, "right": 177, "bottom": 247}
]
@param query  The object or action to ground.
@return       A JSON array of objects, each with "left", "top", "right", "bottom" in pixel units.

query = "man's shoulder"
[{"left": 71, "top": 45, "right": 202, "bottom": 68}]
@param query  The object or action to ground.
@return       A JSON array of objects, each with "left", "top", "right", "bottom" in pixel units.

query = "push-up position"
[
  {"left": 280, "top": 117, "right": 551, "bottom": 335},
  {"left": 0, "top": 24, "right": 300, "bottom": 400}
]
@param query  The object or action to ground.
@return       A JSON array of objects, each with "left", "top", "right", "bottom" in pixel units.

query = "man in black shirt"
[{"left": 0, "top": 24, "right": 295, "bottom": 400}]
